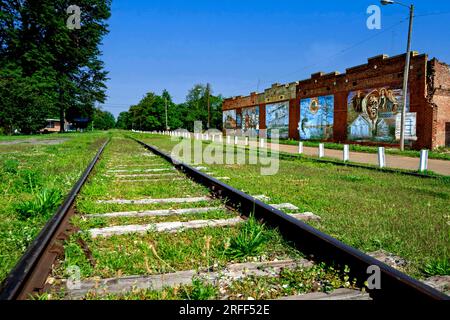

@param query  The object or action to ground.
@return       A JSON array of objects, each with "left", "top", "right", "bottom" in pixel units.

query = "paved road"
[{"left": 249, "top": 140, "right": 450, "bottom": 176}]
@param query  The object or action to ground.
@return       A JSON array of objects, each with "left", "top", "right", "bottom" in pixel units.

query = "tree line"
[
  {"left": 0, "top": 0, "right": 111, "bottom": 134},
  {"left": 116, "top": 84, "right": 223, "bottom": 132}
]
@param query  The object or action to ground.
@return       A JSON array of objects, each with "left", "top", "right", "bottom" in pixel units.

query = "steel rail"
[
  {"left": 0, "top": 138, "right": 110, "bottom": 300},
  {"left": 134, "top": 138, "right": 449, "bottom": 301}
]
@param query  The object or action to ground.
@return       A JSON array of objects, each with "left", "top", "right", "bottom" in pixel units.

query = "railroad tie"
[
  {"left": 278, "top": 288, "right": 371, "bottom": 300},
  {"left": 108, "top": 167, "right": 175, "bottom": 173},
  {"left": 290, "top": 212, "right": 321, "bottom": 222},
  {"left": 63, "top": 259, "right": 313, "bottom": 299},
  {"left": 116, "top": 177, "right": 185, "bottom": 183},
  {"left": 86, "top": 216, "right": 243, "bottom": 238},
  {"left": 86, "top": 207, "right": 225, "bottom": 218},
  {"left": 270, "top": 203, "right": 299, "bottom": 211},
  {"left": 96, "top": 196, "right": 210, "bottom": 204},
  {"left": 114, "top": 173, "right": 177, "bottom": 178}
]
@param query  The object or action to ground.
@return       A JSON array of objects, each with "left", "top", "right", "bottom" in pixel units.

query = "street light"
[{"left": 381, "top": 0, "right": 414, "bottom": 151}]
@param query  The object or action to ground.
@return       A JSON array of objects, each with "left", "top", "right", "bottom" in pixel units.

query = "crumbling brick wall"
[{"left": 427, "top": 59, "right": 450, "bottom": 148}]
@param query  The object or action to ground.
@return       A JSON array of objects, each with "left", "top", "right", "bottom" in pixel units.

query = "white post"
[
  {"left": 227, "top": 135, "right": 231, "bottom": 144},
  {"left": 298, "top": 141, "right": 303, "bottom": 154},
  {"left": 219, "top": 135, "right": 223, "bottom": 143},
  {"left": 205, "top": 133, "right": 209, "bottom": 141},
  {"left": 419, "top": 149, "right": 428, "bottom": 172},
  {"left": 260, "top": 138, "right": 265, "bottom": 148},
  {"left": 343, "top": 144, "right": 350, "bottom": 162},
  {"left": 318, "top": 143, "right": 324, "bottom": 158},
  {"left": 378, "top": 147, "right": 386, "bottom": 168},
  {"left": 234, "top": 136, "right": 238, "bottom": 145},
  {"left": 245, "top": 137, "right": 249, "bottom": 146}
]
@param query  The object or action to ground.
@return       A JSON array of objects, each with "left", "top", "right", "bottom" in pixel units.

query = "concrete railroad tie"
[
  {"left": 86, "top": 213, "right": 319, "bottom": 238},
  {"left": 116, "top": 178, "right": 185, "bottom": 183},
  {"left": 108, "top": 167, "right": 175, "bottom": 173},
  {"left": 114, "top": 173, "right": 177, "bottom": 178},
  {"left": 87, "top": 217, "right": 243, "bottom": 238},
  {"left": 96, "top": 196, "right": 211, "bottom": 204},
  {"left": 63, "top": 259, "right": 313, "bottom": 298},
  {"left": 86, "top": 207, "right": 225, "bottom": 218},
  {"left": 270, "top": 203, "right": 299, "bottom": 210}
]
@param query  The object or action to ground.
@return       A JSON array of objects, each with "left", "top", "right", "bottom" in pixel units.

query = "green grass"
[
  {"left": 0, "top": 132, "right": 108, "bottom": 282},
  {"left": 136, "top": 133, "right": 450, "bottom": 279}
]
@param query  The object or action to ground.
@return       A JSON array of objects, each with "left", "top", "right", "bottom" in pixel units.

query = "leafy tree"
[
  {"left": 116, "top": 111, "right": 131, "bottom": 130},
  {"left": 0, "top": 0, "right": 111, "bottom": 134},
  {"left": 90, "top": 108, "right": 115, "bottom": 130},
  {"left": 184, "top": 84, "right": 223, "bottom": 131},
  {"left": 117, "top": 85, "right": 223, "bottom": 132}
]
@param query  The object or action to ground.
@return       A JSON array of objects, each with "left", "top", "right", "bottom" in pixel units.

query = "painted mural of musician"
[{"left": 347, "top": 87, "right": 409, "bottom": 142}]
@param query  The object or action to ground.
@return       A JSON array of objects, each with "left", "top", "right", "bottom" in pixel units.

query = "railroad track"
[{"left": 0, "top": 136, "right": 447, "bottom": 300}]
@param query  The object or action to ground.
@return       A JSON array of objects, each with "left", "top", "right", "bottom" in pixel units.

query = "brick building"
[{"left": 222, "top": 53, "right": 450, "bottom": 150}]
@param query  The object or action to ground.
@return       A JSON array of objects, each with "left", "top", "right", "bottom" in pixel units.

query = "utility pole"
[
  {"left": 165, "top": 97, "right": 169, "bottom": 130},
  {"left": 207, "top": 83, "right": 211, "bottom": 129},
  {"left": 381, "top": 0, "right": 414, "bottom": 151},
  {"left": 399, "top": 4, "right": 414, "bottom": 151}
]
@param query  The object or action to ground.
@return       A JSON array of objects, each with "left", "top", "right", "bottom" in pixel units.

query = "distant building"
[
  {"left": 39, "top": 119, "right": 74, "bottom": 133},
  {"left": 222, "top": 53, "right": 450, "bottom": 149}
]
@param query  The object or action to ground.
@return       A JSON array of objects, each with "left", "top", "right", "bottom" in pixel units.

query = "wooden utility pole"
[
  {"left": 207, "top": 83, "right": 211, "bottom": 129},
  {"left": 165, "top": 97, "right": 169, "bottom": 130}
]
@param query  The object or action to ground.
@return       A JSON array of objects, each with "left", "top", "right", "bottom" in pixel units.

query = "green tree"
[
  {"left": 116, "top": 111, "right": 131, "bottom": 130},
  {"left": 0, "top": 0, "right": 111, "bottom": 134},
  {"left": 90, "top": 108, "right": 115, "bottom": 130},
  {"left": 184, "top": 84, "right": 223, "bottom": 131}
]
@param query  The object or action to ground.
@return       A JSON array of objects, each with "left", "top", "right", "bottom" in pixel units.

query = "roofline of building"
[{"left": 224, "top": 52, "right": 431, "bottom": 103}]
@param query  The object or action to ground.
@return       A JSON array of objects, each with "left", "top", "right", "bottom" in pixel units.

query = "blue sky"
[{"left": 99, "top": 0, "right": 450, "bottom": 118}]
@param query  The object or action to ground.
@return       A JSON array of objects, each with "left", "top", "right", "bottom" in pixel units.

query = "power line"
[
  {"left": 236, "top": 17, "right": 409, "bottom": 94},
  {"left": 414, "top": 11, "right": 450, "bottom": 18}
]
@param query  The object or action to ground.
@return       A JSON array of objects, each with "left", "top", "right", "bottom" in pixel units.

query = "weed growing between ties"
[{"left": 225, "top": 215, "right": 268, "bottom": 259}]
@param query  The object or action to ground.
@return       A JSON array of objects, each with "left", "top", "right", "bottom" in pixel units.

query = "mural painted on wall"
[
  {"left": 299, "top": 95, "right": 334, "bottom": 140},
  {"left": 266, "top": 102, "right": 289, "bottom": 138},
  {"left": 236, "top": 113, "right": 242, "bottom": 129},
  {"left": 241, "top": 106, "right": 260, "bottom": 136},
  {"left": 347, "top": 87, "right": 411, "bottom": 143},
  {"left": 223, "top": 110, "right": 237, "bottom": 130}
]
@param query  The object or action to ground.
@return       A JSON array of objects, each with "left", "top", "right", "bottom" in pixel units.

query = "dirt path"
[{"left": 255, "top": 141, "right": 450, "bottom": 176}]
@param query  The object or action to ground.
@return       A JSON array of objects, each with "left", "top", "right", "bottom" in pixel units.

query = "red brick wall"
[
  {"left": 289, "top": 98, "right": 300, "bottom": 140},
  {"left": 429, "top": 59, "right": 450, "bottom": 148}
]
